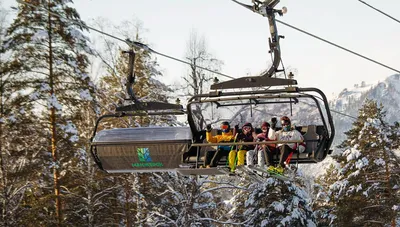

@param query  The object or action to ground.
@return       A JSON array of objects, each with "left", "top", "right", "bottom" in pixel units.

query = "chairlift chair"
[
  {"left": 90, "top": 47, "right": 189, "bottom": 173},
  {"left": 180, "top": 0, "right": 335, "bottom": 173},
  {"left": 182, "top": 83, "right": 335, "bottom": 168}
]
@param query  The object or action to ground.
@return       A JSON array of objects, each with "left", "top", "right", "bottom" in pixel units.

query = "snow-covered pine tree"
[
  {"left": 141, "top": 172, "right": 246, "bottom": 226},
  {"left": 3, "top": 0, "right": 95, "bottom": 225},
  {"left": 227, "top": 177, "right": 316, "bottom": 226},
  {"left": 0, "top": 91, "right": 45, "bottom": 226},
  {"left": 0, "top": 3, "right": 48, "bottom": 226},
  {"left": 328, "top": 99, "right": 400, "bottom": 226},
  {"left": 56, "top": 104, "right": 127, "bottom": 226},
  {"left": 312, "top": 164, "right": 340, "bottom": 225}
]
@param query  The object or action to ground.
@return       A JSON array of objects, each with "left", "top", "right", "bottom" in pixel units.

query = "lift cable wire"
[
  {"left": 299, "top": 98, "right": 391, "bottom": 135},
  {"left": 15, "top": 0, "right": 384, "bottom": 122},
  {"left": 275, "top": 19, "right": 400, "bottom": 74},
  {"left": 15, "top": 0, "right": 236, "bottom": 80},
  {"left": 299, "top": 97, "right": 395, "bottom": 131},
  {"left": 295, "top": 92, "right": 356, "bottom": 120},
  {"left": 300, "top": 99, "right": 358, "bottom": 120},
  {"left": 329, "top": 109, "right": 358, "bottom": 120},
  {"left": 358, "top": 0, "right": 400, "bottom": 24},
  {"left": 17, "top": 0, "right": 400, "bottom": 82}
]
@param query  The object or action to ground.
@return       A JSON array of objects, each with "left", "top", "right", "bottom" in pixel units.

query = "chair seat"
[{"left": 186, "top": 150, "right": 311, "bottom": 163}]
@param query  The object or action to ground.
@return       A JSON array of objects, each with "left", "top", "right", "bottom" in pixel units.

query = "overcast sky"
[{"left": 3, "top": 0, "right": 400, "bottom": 99}]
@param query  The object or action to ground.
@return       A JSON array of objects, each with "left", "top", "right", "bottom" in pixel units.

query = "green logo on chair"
[
  {"left": 137, "top": 148, "right": 152, "bottom": 162},
  {"left": 132, "top": 148, "right": 164, "bottom": 168}
]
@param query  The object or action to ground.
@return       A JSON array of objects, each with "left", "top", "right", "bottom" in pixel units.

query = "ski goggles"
[
  {"left": 281, "top": 120, "right": 290, "bottom": 126},
  {"left": 220, "top": 124, "right": 229, "bottom": 130},
  {"left": 261, "top": 126, "right": 268, "bottom": 131},
  {"left": 243, "top": 126, "right": 252, "bottom": 131}
]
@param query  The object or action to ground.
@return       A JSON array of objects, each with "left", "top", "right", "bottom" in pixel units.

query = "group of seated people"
[{"left": 202, "top": 116, "right": 306, "bottom": 174}]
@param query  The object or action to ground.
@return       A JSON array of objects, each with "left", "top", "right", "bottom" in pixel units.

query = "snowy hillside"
[
  {"left": 300, "top": 74, "right": 400, "bottom": 177},
  {"left": 330, "top": 74, "right": 400, "bottom": 148}
]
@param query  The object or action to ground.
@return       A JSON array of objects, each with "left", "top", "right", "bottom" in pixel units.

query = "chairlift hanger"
[
  {"left": 211, "top": 0, "right": 289, "bottom": 91},
  {"left": 118, "top": 44, "right": 185, "bottom": 113}
]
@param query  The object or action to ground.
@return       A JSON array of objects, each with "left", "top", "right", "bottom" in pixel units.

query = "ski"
[
  {"left": 247, "top": 166, "right": 293, "bottom": 182},
  {"left": 216, "top": 166, "right": 236, "bottom": 176},
  {"left": 235, "top": 166, "right": 264, "bottom": 183}
]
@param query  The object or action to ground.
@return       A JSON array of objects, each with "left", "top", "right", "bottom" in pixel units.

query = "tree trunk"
[
  {"left": 383, "top": 147, "right": 396, "bottom": 227},
  {"left": 112, "top": 178, "right": 120, "bottom": 225},
  {"left": 0, "top": 55, "right": 8, "bottom": 226},
  {"left": 125, "top": 181, "right": 131, "bottom": 227},
  {"left": 47, "top": 1, "right": 62, "bottom": 225},
  {"left": 0, "top": 124, "right": 8, "bottom": 227},
  {"left": 87, "top": 143, "right": 94, "bottom": 227}
]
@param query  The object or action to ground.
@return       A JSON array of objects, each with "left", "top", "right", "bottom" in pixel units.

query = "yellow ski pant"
[{"left": 228, "top": 150, "right": 247, "bottom": 170}]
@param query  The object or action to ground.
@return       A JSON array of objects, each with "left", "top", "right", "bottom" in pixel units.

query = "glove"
[
  {"left": 257, "top": 136, "right": 265, "bottom": 142},
  {"left": 234, "top": 124, "right": 239, "bottom": 130},
  {"left": 299, "top": 144, "right": 306, "bottom": 153},
  {"left": 271, "top": 117, "right": 277, "bottom": 129},
  {"left": 206, "top": 124, "right": 212, "bottom": 132}
]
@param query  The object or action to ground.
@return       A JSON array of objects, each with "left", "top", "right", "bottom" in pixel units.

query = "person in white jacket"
[{"left": 274, "top": 116, "right": 306, "bottom": 173}]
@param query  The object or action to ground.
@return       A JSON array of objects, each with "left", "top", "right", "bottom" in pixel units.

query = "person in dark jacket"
[{"left": 228, "top": 122, "right": 254, "bottom": 172}]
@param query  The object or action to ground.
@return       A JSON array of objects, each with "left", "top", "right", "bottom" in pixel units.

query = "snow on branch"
[
  {"left": 79, "top": 89, "right": 93, "bottom": 101},
  {"left": 48, "top": 94, "right": 62, "bottom": 110},
  {"left": 195, "top": 217, "right": 253, "bottom": 226},
  {"left": 150, "top": 211, "right": 178, "bottom": 227},
  {"left": 200, "top": 185, "right": 248, "bottom": 195}
]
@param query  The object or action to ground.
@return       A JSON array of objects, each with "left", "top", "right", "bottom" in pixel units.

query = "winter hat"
[
  {"left": 261, "top": 122, "right": 270, "bottom": 128},
  {"left": 220, "top": 121, "right": 230, "bottom": 132},
  {"left": 242, "top": 122, "right": 252, "bottom": 128},
  {"left": 280, "top": 116, "right": 291, "bottom": 125}
]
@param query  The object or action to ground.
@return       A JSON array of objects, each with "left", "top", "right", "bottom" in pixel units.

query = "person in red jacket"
[{"left": 246, "top": 121, "right": 277, "bottom": 169}]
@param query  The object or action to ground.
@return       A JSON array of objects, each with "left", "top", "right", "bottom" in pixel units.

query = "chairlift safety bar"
[{"left": 190, "top": 140, "right": 303, "bottom": 147}]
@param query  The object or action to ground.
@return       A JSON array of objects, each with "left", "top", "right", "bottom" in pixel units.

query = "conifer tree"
[
  {"left": 0, "top": 3, "right": 46, "bottom": 226},
  {"left": 0, "top": 91, "right": 44, "bottom": 226},
  {"left": 228, "top": 177, "right": 317, "bottom": 226},
  {"left": 326, "top": 99, "right": 400, "bottom": 226},
  {"left": 3, "top": 0, "right": 95, "bottom": 225},
  {"left": 312, "top": 164, "right": 340, "bottom": 225},
  {"left": 141, "top": 172, "right": 243, "bottom": 226}
]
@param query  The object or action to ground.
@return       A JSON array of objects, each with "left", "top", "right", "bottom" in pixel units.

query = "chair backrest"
[
  {"left": 210, "top": 128, "right": 235, "bottom": 136},
  {"left": 302, "top": 125, "right": 319, "bottom": 153},
  {"left": 211, "top": 128, "right": 219, "bottom": 136}
]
